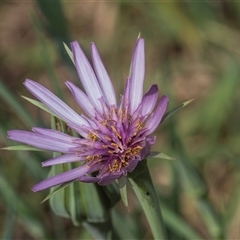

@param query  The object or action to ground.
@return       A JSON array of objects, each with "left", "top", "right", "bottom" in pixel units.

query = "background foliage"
[{"left": 1, "top": 1, "right": 240, "bottom": 239}]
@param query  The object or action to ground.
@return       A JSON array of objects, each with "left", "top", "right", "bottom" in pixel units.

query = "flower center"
[{"left": 86, "top": 108, "right": 145, "bottom": 173}]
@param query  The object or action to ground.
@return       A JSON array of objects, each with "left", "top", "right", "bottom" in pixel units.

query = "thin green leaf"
[
  {"left": 149, "top": 152, "right": 176, "bottom": 161},
  {"left": 22, "top": 96, "right": 59, "bottom": 118},
  {"left": 63, "top": 42, "right": 74, "bottom": 64},
  {"left": 80, "top": 183, "right": 110, "bottom": 223},
  {"left": 163, "top": 99, "right": 194, "bottom": 121},
  {"left": 129, "top": 163, "right": 168, "bottom": 240},
  {"left": 102, "top": 182, "right": 120, "bottom": 208},
  {"left": 2, "top": 145, "right": 45, "bottom": 151},
  {"left": 118, "top": 176, "right": 128, "bottom": 207},
  {"left": 41, "top": 181, "right": 74, "bottom": 203},
  {"left": 119, "top": 184, "right": 128, "bottom": 208}
]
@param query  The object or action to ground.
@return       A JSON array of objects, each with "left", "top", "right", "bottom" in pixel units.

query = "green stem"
[{"left": 129, "top": 166, "right": 168, "bottom": 240}]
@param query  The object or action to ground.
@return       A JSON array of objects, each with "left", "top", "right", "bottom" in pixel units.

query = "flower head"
[{"left": 8, "top": 38, "right": 169, "bottom": 192}]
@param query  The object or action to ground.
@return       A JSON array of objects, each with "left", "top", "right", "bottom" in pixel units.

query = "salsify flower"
[{"left": 8, "top": 38, "right": 168, "bottom": 192}]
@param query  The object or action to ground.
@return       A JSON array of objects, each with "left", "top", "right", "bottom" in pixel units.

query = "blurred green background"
[{"left": 1, "top": 1, "right": 240, "bottom": 239}]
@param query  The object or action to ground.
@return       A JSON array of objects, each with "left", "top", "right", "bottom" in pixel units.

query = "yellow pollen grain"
[
  {"left": 111, "top": 125, "right": 121, "bottom": 139},
  {"left": 105, "top": 135, "right": 112, "bottom": 141},
  {"left": 133, "top": 120, "right": 143, "bottom": 136},
  {"left": 88, "top": 132, "right": 98, "bottom": 142},
  {"left": 86, "top": 155, "right": 102, "bottom": 162},
  {"left": 101, "top": 120, "right": 107, "bottom": 126},
  {"left": 131, "top": 146, "right": 142, "bottom": 155},
  {"left": 110, "top": 143, "right": 119, "bottom": 149}
]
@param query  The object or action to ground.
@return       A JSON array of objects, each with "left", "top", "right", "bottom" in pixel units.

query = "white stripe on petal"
[
  {"left": 32, "top": 128, "right": 79, "bottom": 143},
  {"left": 66, "top": 81, "right": 96, "bottom": 118},
  {"left": 91, "top": 43, "right": 117, "bottom": 107},
  {"left": 24, "top": 79, "right": 88, "bottom": 129},
  {"left": 32, "top": 165, "right": 89, "bottom": 192},
  {"left": 42, "top": 154, "right": 85, "bottom": 167},
  {"left": 8, "top": 130, "right": 78, "bottom": 153},
  {"left": 129, "top": 38, "right": 145, "bottom": 113},
  {"left": 71, "top": 41, "right": 103, "bottom": 112}
]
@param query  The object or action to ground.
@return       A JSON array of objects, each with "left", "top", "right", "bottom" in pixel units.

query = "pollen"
[
  {"left": 109, "top": 159, "right": 120, "bottom": 172},
  {"left": 88, "top": 132, "right": 98, "bottom": 142},
  {"left": 105, "top": 135, "right": 112, "bottom": 141},
  {"left": 111, "top": 125, "right": 122, "bottom": 139},
  {"left": 86, "top": 155, "right": 102, "bottom": 162},
  {"left": 131, "top": 146, "right": 142, "bottom": 155}
]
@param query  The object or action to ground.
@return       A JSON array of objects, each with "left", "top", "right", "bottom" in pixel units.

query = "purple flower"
[{"left": 8, "top": 38, "right": 169, "bottom": 192}]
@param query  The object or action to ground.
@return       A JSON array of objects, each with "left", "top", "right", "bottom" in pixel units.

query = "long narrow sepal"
[{"left": 129, "top": 162, "right": 168, "bottom": 240}]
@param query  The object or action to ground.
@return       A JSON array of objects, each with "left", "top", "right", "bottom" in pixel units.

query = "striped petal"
[
  {"left": 98, "top": 172, "right": 122, "bottom": 185},
  {"left": 71, "top": 41, "right": 103, "bottom": 112},
  {"left": 65, "top": 81, "right": 96, "bottom": 117},
  {"left": 42, "top": 154, "right": 86, "bottom": 167},
  {"left": 24, "top": 79, "right": 88, "bottom": 128},
  {"left": 129, "top": 38, "right": 145, "bottom": 113},
  {"left": 32, "top": 127, "right": 79, "bottom": 143},
  {"left": 91, "top": 43, "right": 117, "bottom": 107},
  {"left": 145, "top": 95, "right": 169, "bottom": 135},
  {"left": 78, "top": 175, "right": 100, "bottom": 183},
  {"left": 123, "top": 77, "right": 130, "bottom": 109},
  {"left": 32, "top": 165, "right": 89, "bottom": 192},
  {"left": 8, "top": 130, "right": 78, "bottom": 153}
]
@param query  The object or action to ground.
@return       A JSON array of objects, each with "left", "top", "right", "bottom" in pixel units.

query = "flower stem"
[{"left": 129, "top": 165, "right": 168, "bottom": 240}]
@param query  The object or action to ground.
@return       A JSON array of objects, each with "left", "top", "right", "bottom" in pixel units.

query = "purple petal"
[
  {"left": 32, "top": 165, "right": 89, "bottom": 192},
  {"left": 129, "top": 38, "right": 145, "bottom": 113},
  {"left": 126, "top": 159, "right": 139, "bottom": 172},
  {"left": 78, "top": 175, "right": 100, "bottom": 183},
  {"left": 42, "top": 154, "right": 86, "bottom": 167},
  {"left": 71, "top": 41, "right": 103, "bottom": 112},
  {"left": 98, "top": 172, "right": 122, "bottom": 185},
  {"left": 24, "top": 79, "right": 88, "bottom": 129},
  {"left": 140, "top": 85, "right": 159, "bottom": 116},
  {"left": 123, "top": 77, "right": 130, "bottom": 109},
  {"left": 145, "top": 95, "right": 169, "bottom": 135},
  {"left": 32, "top": 127, "right": 79, "bottom": 143},
  {"left": 8, "top": 130, "right": 78, "bottom": 153},
  {"left": 147, "top": 136, "right": 156, "bottom": 145},
  {"left": 141, "top": 140, "right": 151, "bottom": 159},
  {"left": 65, "top": 81, "right": 96, "bottom": 117},
  {"left": 91, "top": 43, "right": 117, "bottom": 107}
]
